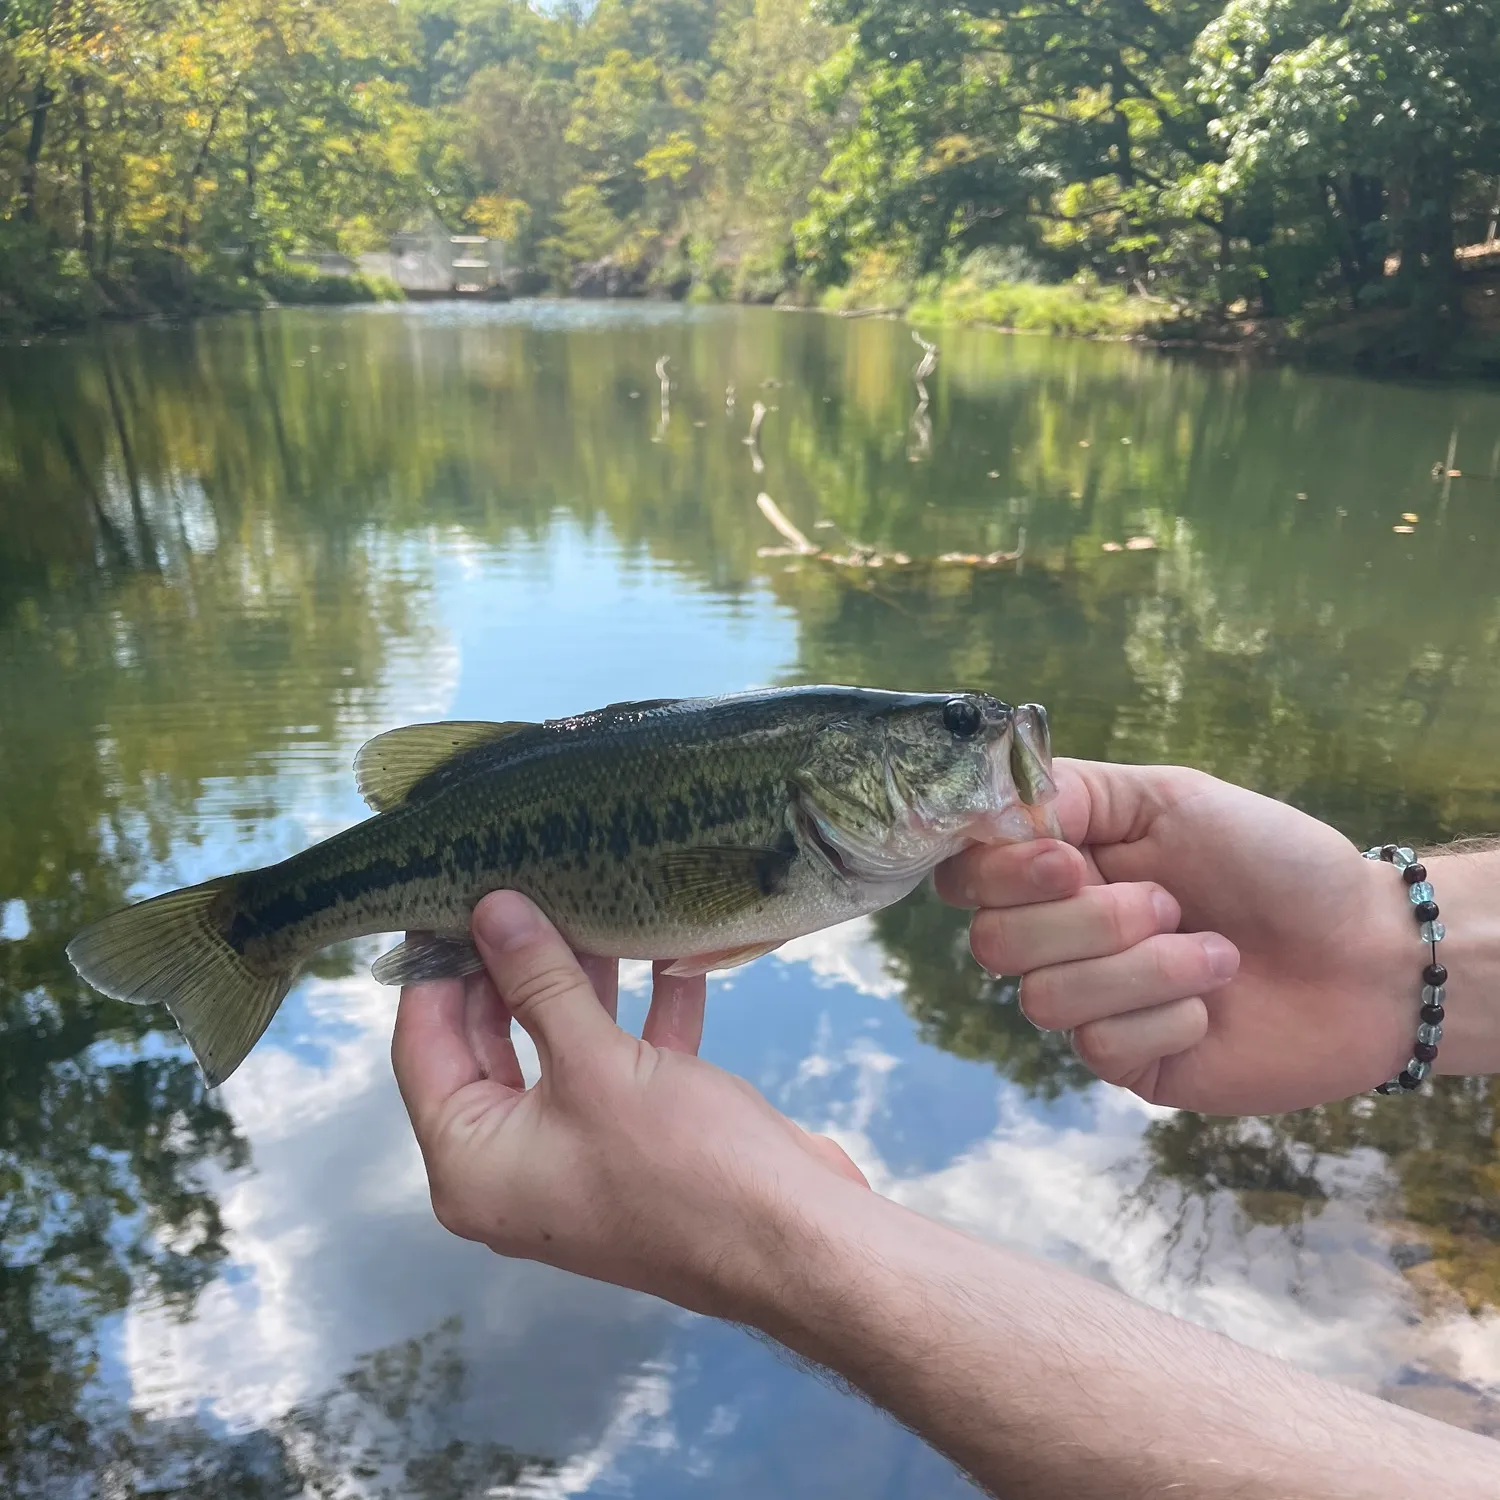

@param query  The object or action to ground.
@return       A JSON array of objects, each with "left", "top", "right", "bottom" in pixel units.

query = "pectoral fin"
[
  {"left": 372, "top": 932, "right": 484, "bottom": 986},
  {"left": 646, "top": 844, "right": 797, "bottom": 925},
  {"left": 661, "top": 940, "right": 782, "bottom": 978},
  {"left": 354, "top": 721, "right": 535, "bottom": 812}
]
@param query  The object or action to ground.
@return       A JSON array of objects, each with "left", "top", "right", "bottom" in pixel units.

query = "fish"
[{"left": 66, "top": 686, "right": 1060, "bottom": 1087}]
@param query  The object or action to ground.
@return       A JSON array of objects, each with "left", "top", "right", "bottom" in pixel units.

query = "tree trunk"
[
  {"left": 19, "top": 78, "right": 54, "bottom": 224},
  {"left": 1398, "top": 166, "right": 1458, "bottom": 319},
  {"left": 177, "top": 98, "right": 228, "bottom": 256},
  {"left": 1326, "top": 173, "right": 1385, "bottom": 310},
  {"left": 74, "top": 77, "right": 96, "bottom": 266},
  {"left": 242, "top": 107, "right": 258, "bottom": 277}
]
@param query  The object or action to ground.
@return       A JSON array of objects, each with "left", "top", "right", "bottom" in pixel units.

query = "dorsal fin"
[
  {"left": 544, "top": 697, "right": 681, "bottom": 732},
  {"left": 354, "top": 721, "right": 535, "bottom": 812}
]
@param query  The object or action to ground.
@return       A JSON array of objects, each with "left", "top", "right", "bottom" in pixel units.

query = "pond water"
[{"left": 2, "top": 301, "right": 1499, "bottom": 1496}]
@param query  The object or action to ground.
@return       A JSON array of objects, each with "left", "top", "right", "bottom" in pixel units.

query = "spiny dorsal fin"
[{"left": 354, "top": 721, "right": 534, "bottom": 812}]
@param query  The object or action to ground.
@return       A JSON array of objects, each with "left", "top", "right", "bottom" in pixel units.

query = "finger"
[
  {"left": 471, "top": 891, "right": 621, "bottom": 1070},
  {"left": 1016, "top": 932, "right": 1239, "bottom": 1031},
  {"left": 392, "top": 975, "right": 482, "bottom": 1137},
  {"left": 1071, "top": 996, "right": 1209, "bottom": 1087},
  {"left": 576, "top": 953, "right": 620, "bottom": 1021},
  {"left": 971, "top": 881, "right": 1181, "bottom": 975},
  {"left": 463, "top": 969, "right": 524, "bottom": 1090},
  {"left": 642, "top": 964, "right": 707, "bottom": 1054},
  {"left": 935, "top": 838, "right": 1089, "bottom": 910}
]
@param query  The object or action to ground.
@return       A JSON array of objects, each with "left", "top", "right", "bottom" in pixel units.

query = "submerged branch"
[{"left": 754, "top": 493, "right": 1023, "bottom": 572}]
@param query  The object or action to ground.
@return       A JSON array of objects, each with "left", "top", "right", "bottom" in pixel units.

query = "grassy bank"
[
  {"left": 816, "top": 252, "right": 1176, "bottom": 340},
  {"left": 813, "top": 249, "right": 1500, "bottom": 378}
]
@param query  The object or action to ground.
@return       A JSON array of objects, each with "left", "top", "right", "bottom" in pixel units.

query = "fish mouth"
[
  {"left": 973, "top": 702, "right": 1063, "bottom": 843},
  {"left": 1010, "top": 703, "right": 1064, "bottom": 839}
]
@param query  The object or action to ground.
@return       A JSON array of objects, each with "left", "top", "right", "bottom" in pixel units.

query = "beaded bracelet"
[{"left": 1362, "top": 843, "right": 1446, "bottom": 1094}]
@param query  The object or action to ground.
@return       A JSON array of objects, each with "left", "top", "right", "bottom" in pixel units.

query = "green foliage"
[
  {"left": 262, "top": 264, "right": 405, "bottom": 305},
  {"left": 3, "top": 0, "right": 1498, "bottom": 359}
]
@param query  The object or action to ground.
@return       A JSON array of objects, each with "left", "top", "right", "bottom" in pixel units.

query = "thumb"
[
  {"left": 1061, "top": 757, "right": 1179, "bottom": 849},
  {"left": 471, "top": 892, "right": 621, "bottom": 1070}
]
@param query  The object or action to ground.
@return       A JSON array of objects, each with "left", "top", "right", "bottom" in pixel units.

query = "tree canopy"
[{"left": 3, "top": 0, "right": 1500, "bottom": 346}]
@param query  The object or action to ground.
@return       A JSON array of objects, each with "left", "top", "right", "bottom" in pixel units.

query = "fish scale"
[{"left": 67, "top": 685, "right": 1059, "bottom": 1086}]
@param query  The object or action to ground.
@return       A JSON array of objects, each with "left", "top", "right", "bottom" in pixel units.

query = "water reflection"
[{"left": 2, "top": 302, "right": 1499, "bottom": 1489}]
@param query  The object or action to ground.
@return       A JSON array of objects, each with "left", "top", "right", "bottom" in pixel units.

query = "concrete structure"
[{"left": 357, "top": 222, "right": 509, "bottom": 299}]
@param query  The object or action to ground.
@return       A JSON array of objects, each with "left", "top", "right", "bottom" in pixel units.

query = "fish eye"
[{"left": 942, "top": 697, "right": 982, "bottom": 738}]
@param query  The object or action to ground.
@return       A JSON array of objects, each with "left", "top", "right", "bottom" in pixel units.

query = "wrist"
[
  {"left": 726, "top": 1172, "right": 904, "bottom": 1337},
  {"left": 1421, "top": 850, "right": 1500, "bottom": 1077}
]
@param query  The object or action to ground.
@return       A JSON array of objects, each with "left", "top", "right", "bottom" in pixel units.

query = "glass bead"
[
  {"left": 1406, "top": 881, "right": 1434, "bottom": 904},
  {"left": 1406, "top": 1060, "right": 1431, "bottom": 1083},
  {"left": 1420, "top": 920, "right": 1446, "bottom": 943},
  {"left": 1394, "top": 846, "right": 1416, "bottom": 869},
  {"left": 1416, "top": 1022, "right": 1443, "bottom": 1045},
  {"left": 1421, "top": 984, "right": 1446, "bottom": 1006}
]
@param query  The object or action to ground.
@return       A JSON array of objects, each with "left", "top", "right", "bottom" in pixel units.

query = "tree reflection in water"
[{"left": 3, "top": 304, "right": 1498, "bottom": 1481}]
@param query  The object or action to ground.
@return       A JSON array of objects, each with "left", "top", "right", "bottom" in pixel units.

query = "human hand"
[
  {"left": 935, "top": 761, "right": 1418, "bottom": 1114},
  {"left": 390, "top": 892, "right": 869, "bottom": 1314}
]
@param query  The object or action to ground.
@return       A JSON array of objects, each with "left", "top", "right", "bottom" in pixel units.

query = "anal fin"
[{"left": 372, "top": 932, "right": 483, "bottom": 986}]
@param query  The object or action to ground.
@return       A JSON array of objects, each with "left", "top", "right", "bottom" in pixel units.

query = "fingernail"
[
  {"left": 1150, "top": 888, "right": 1178, "bottom": 929},
  {"left": 476, "top": 891, "right": 540, "bottom": 952},
  {"left": 1203, "top": 934, "right": 1239, "bottom": 981},
  {"left": 1029, "top": 846, "right": 1074, "bottom": 895}
]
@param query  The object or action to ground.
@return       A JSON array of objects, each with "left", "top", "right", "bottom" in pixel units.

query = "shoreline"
[{"left": 9, "top": 284, "right": 1500, "bottom": 383}]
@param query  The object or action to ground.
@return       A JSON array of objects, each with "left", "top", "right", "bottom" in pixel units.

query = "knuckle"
[
  {"left": 933, "top": 849, "right": 979, "bottom": 906},
  {"left": 1016, "top": 972, "right": 1063, "bottom": 1029},
  {"left": 504, "top": 958, "right": 587, "bottom": 1017},
  {"left": 969, "top": 910, "right": 1017, "bottom": 974},
  {"left": 1071, "top": 1021, "right": 1129, "bottom": 1082},
  {"left": 1149, "top": 937, "right": 1198, "bottom": 994},
  {"left": 1103, "top": 885, "right": 1153, "bottom": 950}
]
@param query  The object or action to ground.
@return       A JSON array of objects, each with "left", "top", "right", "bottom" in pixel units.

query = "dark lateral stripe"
[{"left": 233, "top": 774, "right": 785, "bottom": 946}]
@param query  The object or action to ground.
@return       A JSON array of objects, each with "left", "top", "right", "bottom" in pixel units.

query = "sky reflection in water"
[{"left": 2, "top": 302, "right": 1499, "bottom": 1495}]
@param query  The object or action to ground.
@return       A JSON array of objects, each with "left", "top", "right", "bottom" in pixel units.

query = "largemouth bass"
[{"left": 67, "top": 686, "right": 1059, "bottom": 1086}]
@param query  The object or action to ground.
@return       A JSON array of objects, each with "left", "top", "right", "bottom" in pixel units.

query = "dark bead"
[
  {"left": 1397, "top": 1069, "right": 1420, "bottom": 1090},
  {"left": 1381, "top": 844, "right": 1400, "bottom": 861},
  {"left": 1414, "top": 900, "right": 1439, "bottom": 923},
  {"left": 1413, "top": 1042, "right": 1439, "bottom": 1062},
  {"left": 1403, "top": 863, "right": 1428, "bottom": 885},
  {"left": 1423, "top": 963, "right": 1448, "bottom": 987},
  {"left": 1421, "top": 1004, "right": 1446, "bottom": 1025}
]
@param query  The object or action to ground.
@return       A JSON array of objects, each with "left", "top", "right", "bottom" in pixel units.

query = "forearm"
[
  {"left": 1421, "top": 847, "right": 1500, "bottom": 1077},
  {"left": 743, "top": 1184, "right": 1498, "bottom": 1499}
]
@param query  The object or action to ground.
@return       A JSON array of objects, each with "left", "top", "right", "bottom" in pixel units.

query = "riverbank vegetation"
[{"left": 4, "top": 0, "right": 1500, "bottom": 370}]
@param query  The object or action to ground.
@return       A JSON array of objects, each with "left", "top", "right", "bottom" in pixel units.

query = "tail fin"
[{"left": 66, "top": 877, "right": 296, "bottom": 1088}]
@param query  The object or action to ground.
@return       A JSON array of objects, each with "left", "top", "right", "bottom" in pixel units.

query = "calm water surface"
[{"left": 3, "top": 302, "right": 1500, "bottom": 1495}]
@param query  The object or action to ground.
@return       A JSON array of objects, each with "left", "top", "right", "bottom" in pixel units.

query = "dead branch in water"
[
  {"left": 743, "top": 400, "right": 767, "bottom": 473},
  {"left": 755, "top": 492, "right": 1024, "bottom": 571},
  {"left": 908, "top": 330, "right": 937, "bottom": 461},
  {"left": 652, "top": 355, "right": 671, "bottom": 442}
]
